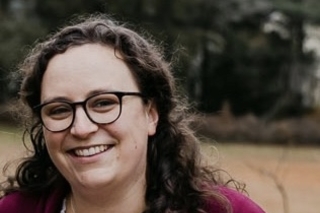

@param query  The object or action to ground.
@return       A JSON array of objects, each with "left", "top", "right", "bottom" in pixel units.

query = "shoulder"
[
  {"left": 0, "top": 188, "right": 65, "bottom": 213},
  {"left": 0, "top": 191, "right": 39, "bottom": 213},
  {"left": 205, "top": 186, "right": 266, "bottom": 213},
  {"left": 220, "top": 187, "right": 265, "bottom": 213}
]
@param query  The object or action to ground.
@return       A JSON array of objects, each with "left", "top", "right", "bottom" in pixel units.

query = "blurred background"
[
  {"left": 2, "top": 0, "right": 320, "bottom": 145},
  {"left": 0, "top": 0, "right": 320, "bottom": 213}
]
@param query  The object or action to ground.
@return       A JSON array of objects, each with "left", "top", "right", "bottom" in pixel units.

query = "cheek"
[
  {"left": 105, "top": 114, "right": 149, "bottom": 147},
  {"left": 43, "top": 129, "right": 63, "bottom": 151},
  {"left": 111, "top": 106, "right": 148, "bottom": 133}
]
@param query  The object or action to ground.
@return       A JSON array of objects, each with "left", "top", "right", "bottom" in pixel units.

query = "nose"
[{"left": 70, "top": 106, "right": 98, "bottom": 138}]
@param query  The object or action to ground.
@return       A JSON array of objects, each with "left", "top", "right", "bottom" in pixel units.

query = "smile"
[{"left": 73, "top": 145, "right": 110, "bottom": 157}]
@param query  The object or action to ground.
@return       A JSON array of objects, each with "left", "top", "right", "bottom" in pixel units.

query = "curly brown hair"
[{"left": 1, "top": 13, "right": 236, "bottom": 213}]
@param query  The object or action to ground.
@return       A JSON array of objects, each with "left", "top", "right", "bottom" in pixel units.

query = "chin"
[{"left": 70, "top": 171, "right": 116, "bottom": 190}]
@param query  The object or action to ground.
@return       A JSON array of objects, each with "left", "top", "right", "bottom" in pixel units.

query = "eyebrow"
[
  {"left": 86, "top": 89, "right": 113, "bottom": 97},
  {"left": 41, "top": 96, "right": 71, "bottom": 105},
  {"left": 41, "top": 89, "right": 116, "bottom": 104}
]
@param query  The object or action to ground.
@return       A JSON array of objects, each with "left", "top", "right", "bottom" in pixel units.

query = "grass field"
[{"left": 0, "top": 123, "right": 319, "bottom": 213}]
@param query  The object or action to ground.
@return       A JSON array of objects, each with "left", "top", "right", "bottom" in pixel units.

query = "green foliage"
[
  {"left": 271, "top": 0, "right": 320, "bottom": 22},
  {"left": 0, "top": 17, "right": 46, "bottom": 102},
  {"left": 34, "top": 0, "right": 107, "bottom": 28},
  {"left": 1, "top": 0, "right": 320, "bottom": 120}
]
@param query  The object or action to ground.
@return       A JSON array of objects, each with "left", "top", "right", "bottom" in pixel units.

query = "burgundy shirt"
[{"left": 0, "top": 186, "right": 265, "bottom": 213}]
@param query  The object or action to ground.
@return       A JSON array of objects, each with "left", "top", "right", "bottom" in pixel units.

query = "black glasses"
[{"left": 34, "top": 91, "right": 145, "bottom": 132}]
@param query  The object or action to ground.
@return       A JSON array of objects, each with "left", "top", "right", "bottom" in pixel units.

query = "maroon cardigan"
[{"left": 0, "top": 186, "right": 265, "bottom": 213}]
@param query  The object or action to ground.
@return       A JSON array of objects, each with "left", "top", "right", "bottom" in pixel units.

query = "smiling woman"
[{"left": 0, "top": 14, "right": 266, "bottom": 213}]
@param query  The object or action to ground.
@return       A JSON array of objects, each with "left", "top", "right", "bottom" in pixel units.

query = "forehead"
[{"left": 41, "top": 43, "right": 139, "bottom": 101}]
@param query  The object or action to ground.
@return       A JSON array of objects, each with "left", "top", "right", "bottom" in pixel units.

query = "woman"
[{"left": 0, "top": 14, "right": 265, "bottom": 213}]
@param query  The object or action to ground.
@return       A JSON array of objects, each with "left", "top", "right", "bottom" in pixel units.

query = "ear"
[{"left": 146, "top": 101, "right": 159, "bottom": 136}]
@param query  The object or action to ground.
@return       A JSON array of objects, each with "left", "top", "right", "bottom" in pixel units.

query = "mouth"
[{"left": 70, "top": 145, "right": 113, "bottom": 157}]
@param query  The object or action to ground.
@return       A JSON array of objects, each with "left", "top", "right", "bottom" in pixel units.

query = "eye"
[
  {"left": 42, "top": 103, "right": 72, "bottom": 120},
  {"left": 88, "top": 94, "right": 119, "bottom": 113},
  {"left": 94, "top": 99, "right": 115, "bottom": 107}
]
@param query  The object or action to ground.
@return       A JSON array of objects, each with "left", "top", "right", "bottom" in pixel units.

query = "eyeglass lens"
[{"left": 40, "top": 93, "right": 121, "bottom": 132}]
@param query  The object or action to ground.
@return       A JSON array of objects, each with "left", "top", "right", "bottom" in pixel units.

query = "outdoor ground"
[
  {"left": 0, "top": 124, "right": 319, "bottom": 213},
  {"left": 203, "top": 142, "right": 320, "bottom": 213}
]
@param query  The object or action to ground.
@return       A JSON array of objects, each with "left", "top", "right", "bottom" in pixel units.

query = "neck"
[{"left": 67, "top": 178, "right": 146, "bottom": 213}]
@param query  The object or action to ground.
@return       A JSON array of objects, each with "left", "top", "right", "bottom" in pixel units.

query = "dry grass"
[
  {"left": 197, "top": 107, "right": 320, "bottom": 145},
  {"left": 202, "top": 142, "right": 320, "bottom": 213},
  {"left": 1, "top": 124, "right": 319, "bottom": 213}
]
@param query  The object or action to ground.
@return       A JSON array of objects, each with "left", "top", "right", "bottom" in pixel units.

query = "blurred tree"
[
  {"left": 180, "top": 0, "right": 319, "bottom": 118},
  {"left": 34, "top": 0, "right": 107, "bottom": 29},
  {"left": 0, "top": 0, "right": 46, "bottom": 102},
  {"left": 1, "top": 0, "right": 320, "bottom": 121},
  {"left": 0, "top": 0, "right": 10, "bottom": 17},
  {"left": 264, "top": 0, "right": 320, "bottom": 118}
]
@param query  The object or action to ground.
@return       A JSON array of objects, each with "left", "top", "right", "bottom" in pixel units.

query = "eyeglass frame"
[{"left": 33, "top": 91, "right": 146, "bottom": 132}]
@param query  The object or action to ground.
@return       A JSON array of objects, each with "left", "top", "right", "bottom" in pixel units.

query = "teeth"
[
  {"left": 74, "top": 145, "right": 109, "bottom": 157},
  {"left": 89, "top": 147, "right": 95, "bottom": 155}
]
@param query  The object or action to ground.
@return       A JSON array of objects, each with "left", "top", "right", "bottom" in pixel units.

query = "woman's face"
[{"left": 41, "top": 43, "right": 158, "bottom": 192}]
